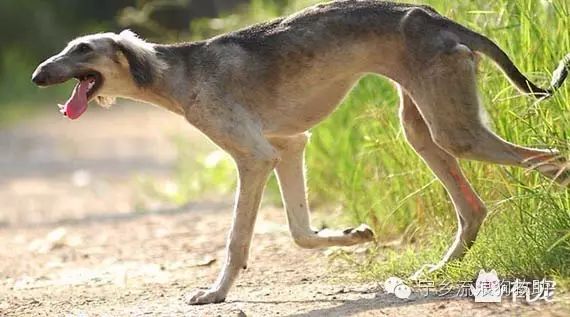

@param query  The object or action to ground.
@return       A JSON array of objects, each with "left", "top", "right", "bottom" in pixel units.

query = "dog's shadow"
[
  {"left": 233, "top": 290, "right": 460, "bottom": 317},
  {"left": 6, "top": 200, "right": 230, "bottom": 229}
]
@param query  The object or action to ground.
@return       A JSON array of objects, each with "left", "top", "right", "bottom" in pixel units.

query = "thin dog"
[{"left": 32, "top": 0, "right": 569, "bottom": 305}]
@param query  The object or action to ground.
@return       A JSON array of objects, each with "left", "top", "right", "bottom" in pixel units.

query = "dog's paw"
[
  {"left": 539, "top": 165, "right": 570, "bottom": 187},
  {"left": 530, "top": 153, "right": 570, "bottom": 187},
  {"left": 343, "top": 224, "right": 375, "bottom": 242},
  {"left": 185, "top": 288, "right": 226, "bottom": 305}
]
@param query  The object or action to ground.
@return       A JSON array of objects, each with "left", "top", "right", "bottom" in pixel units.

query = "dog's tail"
[{"left": 449, "top": 20, "right": 570, "bottom": 99}]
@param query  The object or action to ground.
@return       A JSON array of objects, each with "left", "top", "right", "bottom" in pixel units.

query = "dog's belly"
[{"left": 260, "top": 76, "right": 361, "bottom": 136}]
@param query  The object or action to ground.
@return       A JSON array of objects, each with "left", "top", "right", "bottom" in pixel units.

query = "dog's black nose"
[{"left": 31, "top": 70, "right": 49, "bottom": 86}]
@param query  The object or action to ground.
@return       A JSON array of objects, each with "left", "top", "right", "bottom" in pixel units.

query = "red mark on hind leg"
[{"left": 449, "top": 168, "right": 483, "bottom": 212}]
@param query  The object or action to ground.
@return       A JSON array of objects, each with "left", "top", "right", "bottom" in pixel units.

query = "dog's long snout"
[
  {"left": 31, "top": 67, "right": 50, "bottom": 86},
  {"left": 31, "top": 56, "right": 70, "bottom": 87}
]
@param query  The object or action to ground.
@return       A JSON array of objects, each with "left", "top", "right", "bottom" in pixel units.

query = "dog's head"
[{"left": 31, "top": 30, "right": 165, "bottom": 119}]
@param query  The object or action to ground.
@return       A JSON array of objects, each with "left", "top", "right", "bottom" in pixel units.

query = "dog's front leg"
[
  {"left": 271, "top": 134, "right": 374, "bottom": 249},
  {"left": 186, "top": 143, "right": 278, "bottom": 305}
]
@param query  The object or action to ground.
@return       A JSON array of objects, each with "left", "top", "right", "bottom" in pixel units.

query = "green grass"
[{"left": 174, "top": 0, "right": 570, "bottom": 287}]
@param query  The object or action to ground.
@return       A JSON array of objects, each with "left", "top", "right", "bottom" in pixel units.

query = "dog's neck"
[
  {"left": 112, "top": 41, "right": 206, "bottom": 116},
  {"left": 123, "top": 81, "right": 186, "bottom": 115}
]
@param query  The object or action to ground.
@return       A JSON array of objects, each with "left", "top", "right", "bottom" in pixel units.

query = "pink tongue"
[{"left": 58, "top": 79, "right": 92, "bottom": 120}]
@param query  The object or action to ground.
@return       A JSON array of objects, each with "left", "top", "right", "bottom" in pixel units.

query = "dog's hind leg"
[
  {"left": 397, "top": 88, "right": 487, "bottom": 280},
  {"left": 401, "top": 9, "right": 569, "bottom": 186},
  {"left": 407, "top": 43, "right": 569, "bottom": 187},
  {"left": 270, "top": 134, "right": 375, "bottom": 249}
]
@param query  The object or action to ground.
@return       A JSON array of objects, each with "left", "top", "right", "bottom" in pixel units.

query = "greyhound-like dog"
[{"left": 32, "top": 0, "right": 569, "bottom": 305}]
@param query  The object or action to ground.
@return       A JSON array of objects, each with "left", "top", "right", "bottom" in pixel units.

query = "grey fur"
[{"left": 32, "top": 0, "right": 569, "bottom": 305}]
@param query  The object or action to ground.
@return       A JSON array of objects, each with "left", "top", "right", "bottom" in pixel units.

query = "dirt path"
[{"left": 0, "top": 103, "right": 567, "bottom": 316}]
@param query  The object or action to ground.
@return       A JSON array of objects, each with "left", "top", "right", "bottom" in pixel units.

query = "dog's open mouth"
[{"left": 58, "top": 72, "right": 103, "bottom": 120}]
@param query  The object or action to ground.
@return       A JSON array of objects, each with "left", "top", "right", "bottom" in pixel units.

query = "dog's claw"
[
  {"left": 185, "top": 288, "right": 226, "bottom": 305},
  {"left": 340, "top": 224, "right": 375, "bottom": 243},
  {"left": 350, "top": 224, "right": 375, "bottom": 241}
]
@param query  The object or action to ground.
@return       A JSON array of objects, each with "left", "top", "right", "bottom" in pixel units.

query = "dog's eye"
[{"left": 75, "top": 43, "right": 93, "bottom": 54}]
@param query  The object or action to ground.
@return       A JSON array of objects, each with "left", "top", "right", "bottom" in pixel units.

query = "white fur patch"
[{"left": 96, "top": 96, "right": 116, "bottom": 108}]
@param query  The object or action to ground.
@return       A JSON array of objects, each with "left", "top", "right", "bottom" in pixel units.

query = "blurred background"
[{"left": 0, "top": 0, "right": 569, "bottom": 297}]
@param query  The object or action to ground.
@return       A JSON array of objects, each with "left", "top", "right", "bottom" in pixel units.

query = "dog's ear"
[{"left": 114, "top": 30, "right": 156, "bottom": 87}]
